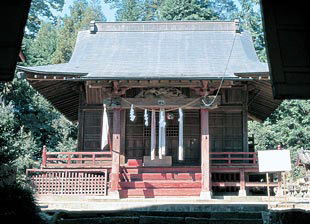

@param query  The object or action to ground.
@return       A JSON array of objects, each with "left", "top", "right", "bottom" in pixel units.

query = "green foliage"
[
  {"left": 23, "top": 22, "right": 58, "bottom": 66},
  {"left": 249, "top": 100, "right": 310, "bottom": 178},
  {"left": 51, "top": 0, "right": 106, "bottom": 63},
  {"left": 26, "top": 0, "right": 64, "bottom": 36},
  {"left": 237, "top": 0, "right": 266, "bottom": 62},
  {"left": 1, "top": 0, "right": 106, "bottom": 183},
  {"left": 159, "top": 0, "right": 217, "bottom": 21}
]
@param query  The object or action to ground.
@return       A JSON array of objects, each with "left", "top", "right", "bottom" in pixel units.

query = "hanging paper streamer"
[
  {"left": 178, "top": 108, "right": 184, "bottom": 160},
  {"left": 101, "top": 104, "right": 110, "bottom": 150},
  {"left": 130, "top": 104, "right": 136, "bottom": 121},
  {"left": 158, "top": 108, "right": 166, "bottom": 159},
  {"left": 144, "top": 109, "right": 149, "bottom": 126},
  {"left": 150, "top": 109, "right": 156, "bottom": 160}
]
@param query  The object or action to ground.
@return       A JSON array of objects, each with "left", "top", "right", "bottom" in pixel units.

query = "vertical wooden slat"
[
  {"left": 37, "top": 174, "right": 41, "bottom": 194},
  {"left": 104, "top": 169, "right": 108, "bottom": 196}
]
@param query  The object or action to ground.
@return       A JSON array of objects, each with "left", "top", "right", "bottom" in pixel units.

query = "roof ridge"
[{"left": 89, "top": 20, "right": 239, "bottom": 33}]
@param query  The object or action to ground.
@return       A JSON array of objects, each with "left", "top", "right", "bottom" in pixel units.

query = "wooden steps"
[
  {"left": 119, "top": 188, "right": 201, "bottom": 198},
  {"left": 119, "top": 181, "right": 201, "bottom": 189},
  {"left": 119, "top": 166, "right": 202, "bottom": 198},
  {"left": 122, "top": 173, "right": 202, "bottom": 181}
]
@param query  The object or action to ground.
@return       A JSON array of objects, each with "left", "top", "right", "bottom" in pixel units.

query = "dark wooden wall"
[
  {"left": 78, "top": 84, "right": 248, "bottom": 165},
  {"left": 125, "top": 109, "right": 201, "bottom": 165}
]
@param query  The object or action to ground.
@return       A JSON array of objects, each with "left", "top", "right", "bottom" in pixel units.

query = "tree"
[
  {"left": 208, "top": 0, "right": 238, "bottom": 20},
  {"left": 52, "top": 0, "right": 106, "bottom": 63},
  {"left": 142, "top": 0, "right": 162, "bottom": 21},
  {"left": 249, "top": 100, "right": 310, "bottom": 178},
  {"left": 159, "top": 0, "right": 217, "bottom": 21},
  {"left": 237, "top": 0, "right": 266, "bottom": 62},
  {"left": 26, "top": 0, "right": 65, "bottom": 36},
  {"left": 23, "top": 22, "right": 58, "bottom": 66}
]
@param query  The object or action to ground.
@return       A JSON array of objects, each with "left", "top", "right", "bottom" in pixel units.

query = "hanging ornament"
[
  {"left": 130, "top": 104, "right": 136, "bottom": 122},
  {"left": 144, "top": 109, "right": 149, "bottom": 126},
  {"left": 166, "top": 112, "right": 175, "bottom": 120},
  {"left": 178, "top": 108, "right": 184, "bottom": 161}
]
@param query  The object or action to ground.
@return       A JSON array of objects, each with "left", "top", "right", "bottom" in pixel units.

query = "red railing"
[
  {"left": 210, "top": 152, "right": 258, "bottom": 166},
  {"left": 41, "top": 146, "right": 112, "bottom": 168}
]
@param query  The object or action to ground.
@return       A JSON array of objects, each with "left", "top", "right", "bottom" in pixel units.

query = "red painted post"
[
  {"left": 67, "top": 152, "right": 71, "bottom": 165},
  {"left": 253, "top": 152, "right": 257, "bottom": 165},
  {"left": 110, "top": 108, "right": 121, "bottom": 198},
  {"left": 42, "top": 145, "right": 47, "bottom": 167},
  {"left": 92, "top": 153, "right": 96, "bottom": 166},
  {"left": 239, "top": 168, "right": 246, "bottom": 196},
  {"left": 200, "top": 109, "right": 212, "bottom": 199}
]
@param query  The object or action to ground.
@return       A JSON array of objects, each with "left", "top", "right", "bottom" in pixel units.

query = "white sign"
[{"left": 258, "top": 150, "right": 291, "bottom": 172}]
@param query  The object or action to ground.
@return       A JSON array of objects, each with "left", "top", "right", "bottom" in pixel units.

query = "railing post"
[
  {"left": 42, "top": 145, "right": 47, "bottom": 167},
  {"left": 92, "top": 153, "right": 96, "bottom": 166},
  {"left": 67, "top": 152, "right": 71, "bottom": 165},
  {"left": 228, "top": 153, "right": 231, "bottom": 166},
  {"left": 253, "top": 152, "right": 257, "bottom": 165}
]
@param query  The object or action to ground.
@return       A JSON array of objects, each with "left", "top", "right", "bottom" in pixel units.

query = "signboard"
[{"left": 258, "top": 150, "right": 291, "bottom": 172}]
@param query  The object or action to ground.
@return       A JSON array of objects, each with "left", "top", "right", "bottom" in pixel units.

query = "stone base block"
[
  {"left": 200, "top": 191, "right": 212, "bottom": 200},
  {"left": 108, "top": 191, "right": 120, "bottom": 199},
  {"left": 238, "top": 189, "right": 247, "bottom": 197}
]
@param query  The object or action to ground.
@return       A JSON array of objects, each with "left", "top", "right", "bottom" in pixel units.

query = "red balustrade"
[
  {"left": 41, "top": 148, "right": 112, "bottom": 168},
  {"left": 210, "top": 152, "right": 258, "bottom": 166}
]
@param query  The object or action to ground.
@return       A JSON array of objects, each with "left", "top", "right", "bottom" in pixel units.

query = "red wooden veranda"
[{"left": 27, "top": 146, "right": 280, "bottom": 198}]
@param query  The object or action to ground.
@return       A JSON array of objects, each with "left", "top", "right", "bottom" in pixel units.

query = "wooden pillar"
[
  {"left": 77, "top": 85, "right": 86, "bottom": 152},
  {"left": 242, "top": 84, "right": 249, "bottom": 152},
  {"left": 109, "top": 108, "right": 121, "bottom": 198},
  {"left": 120, "top": 110, "right": 126, "bottom": 165},
  {"left": 200, "top": 109, "right": 212, "bottom": 200},
  {"left": 239, "top": 168, "right": 247, "bottom": 196}
]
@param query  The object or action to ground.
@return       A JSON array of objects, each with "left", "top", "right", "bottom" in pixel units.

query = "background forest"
[{"left": 0, "top": 0, "right": 309, "bottom": 183}]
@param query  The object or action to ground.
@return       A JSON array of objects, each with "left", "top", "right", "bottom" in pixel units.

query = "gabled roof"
[
  {"left": 18, "top": 21, "right": 281, "bottom": 122},
  {"left": 18, "top": 21, "right": 268, "bottom": 80}
]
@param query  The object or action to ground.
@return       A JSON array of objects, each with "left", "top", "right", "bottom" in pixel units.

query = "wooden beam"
[
  {"left": 121, "top": 97, "right": 203, "bottom": 109},
  {"left": 109, "top": 108, "right": 121, "bottom": 198},
  {"left": 200, "top": 109, "right": 212, "bottom": 199}
]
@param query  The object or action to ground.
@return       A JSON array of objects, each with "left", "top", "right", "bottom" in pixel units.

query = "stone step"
[
  {"left": 54, "top": 214, "right": 263, "bottom": 224},
  {"left": 119, "top": 181, "right": 201, "bottom": 189}
]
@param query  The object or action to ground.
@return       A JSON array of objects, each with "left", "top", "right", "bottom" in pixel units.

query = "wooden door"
[{"left": 125, "top": 109, "right": 201, "bottom": 165}]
